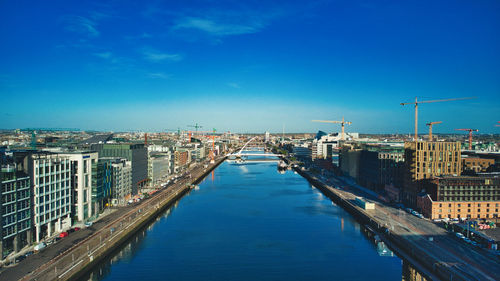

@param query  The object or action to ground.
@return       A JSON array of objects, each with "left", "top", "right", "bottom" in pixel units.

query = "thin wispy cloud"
[
  {"left": 148, "top": 72, "right": 171, "bottom": 79},
  {"left": 173, "top": 17, "right": 263, "bottom": 36},
  {"left": 142, "top": 48, "right": 183, "bottom": 62},
  {"left": 227, "top": 82, "right": 241, "bottom": 89},
  {"left": 94, "top": 52, "right": 112, "bottom": 59},
  {"left": 62, "top": 15, "right": 100, "bottom": 37}
]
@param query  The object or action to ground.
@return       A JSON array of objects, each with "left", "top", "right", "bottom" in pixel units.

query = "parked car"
[
  {"left": 85, "top": 221, "right": 93, "bottom": 227},
  {"left": 34, "top": 242, "right": 46, "bottom": 251},
  {"left": 455, "top": 233, "right": 465, "bottom": 239},
  {"left": 73, "top": 227, "right": 81, "bottom": 231},
  {"left": 59, "top": 232, "right": 69, "bottom": 238},
  {"left": 15, "top": 255, "right": 26, "bottom": 263},
  {"left": 25, "top": 251, "right": 34, "bottom": 257}
]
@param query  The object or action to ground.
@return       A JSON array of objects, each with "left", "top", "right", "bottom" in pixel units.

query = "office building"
[
  {"left": 91, "top": 144, "right": 148, "bottom": 194},
  {"left": 30, "top": 153, "right": 72, "bottom": 242},
  {"left": 60, "top": 152, "right": 98, "bottom": 222}
]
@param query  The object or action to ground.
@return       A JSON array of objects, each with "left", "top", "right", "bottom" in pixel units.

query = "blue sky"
[{"left": 1, "top": 1, "right": 499, "bottom": 133}]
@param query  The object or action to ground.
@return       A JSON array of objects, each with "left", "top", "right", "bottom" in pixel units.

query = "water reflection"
[{"left": 83, "top": 159, "right": 430, "bottom": 281}]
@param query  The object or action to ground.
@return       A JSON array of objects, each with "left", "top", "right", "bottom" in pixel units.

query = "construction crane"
[
  {"left": 187, "top": 123, "right": 203, "bottom": 143},
  {"left": 455, "top": 128, "right": 478, "bottom": 150},
  {"left": 400, "top": 97, "right": 475, "bottom": 141},
  {"left": 312, "top": 117, "right": 352, "bottom": 140},
  {"left": 425, "top": 121, "right": 442, "bottom": 141},
  {"left": 210, "top": 128, "right": 217, "bottom": 164}
]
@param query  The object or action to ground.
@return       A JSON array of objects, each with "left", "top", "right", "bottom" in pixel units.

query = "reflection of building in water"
[{"left": 402, "top": 260, "right": 428, "bottom": 281}]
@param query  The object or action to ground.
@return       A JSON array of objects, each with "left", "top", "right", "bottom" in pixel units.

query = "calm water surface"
[{"left": 88, "top": 158, "right": 404, "bottom": 281}]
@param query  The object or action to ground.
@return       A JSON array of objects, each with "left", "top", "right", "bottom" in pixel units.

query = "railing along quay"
[{"left": 21, "top": 157, "right": 226, "bottom": 281}]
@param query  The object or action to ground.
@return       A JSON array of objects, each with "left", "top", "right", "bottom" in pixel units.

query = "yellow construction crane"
[
  {"left": 312, "top": 117, "right": 352, "bottom": 140},
  {"left": 400, "top": 97, "right": 475, "bottom": 141},
  {"left": 425, "top": 121, "right": 442, "bottom": 141}
]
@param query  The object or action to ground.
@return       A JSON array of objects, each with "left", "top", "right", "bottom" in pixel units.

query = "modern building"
[
  {"left": 92, "top": 159, "right": 113, "bottom": 213},
  {"left": 265, "top": 131, "right": 270, "bottom": 143},
  {"left": 0, "top": 156, "right": 32, "bottom": 258},
  {"left": 402, "top": 141, "right": 462, "bottom": 207},
  {"left": 109, "top": 158, "right": 132, "bottom": 206},
  {"left": 91, "top": 144, "right": 148, "bottom": 194},
  {"left": 149, "top": 153, "right": 172, "bottom": 186},
  {"left": 29, "top": 153, "right": 73, "bottom": 242},
  {"left": 417, "top": 176, "right": 500, "bottom": 219},
  {"left": 60, "top": 152, "right": 98, "bottom": 222}
]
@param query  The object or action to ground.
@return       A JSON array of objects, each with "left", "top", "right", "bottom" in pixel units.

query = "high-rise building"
[
  {"left": 60, "top": 152, "right": 98, "bottom": 222},
  {"left": 0, "top": 155, "right": 32, "bottom": 258},
  {"left": 265, "top": 131, "right": 270, "bottom": 143},
  {"left": 402, "top": 141, "right": 461, "bottom": 207},
  {"left": 91, "top": 144, "right": 148, "bottom": 194},
  {"left": 29, "top": 153, "right": 73, "bottom": 242}
]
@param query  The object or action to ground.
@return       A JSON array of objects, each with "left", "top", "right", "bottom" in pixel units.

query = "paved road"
[
  {"left": 0, "top": 204, "right": 138, "bottom": 281},
  {"left": 314, "top": 173, "right": 500, "bottom": 281}
]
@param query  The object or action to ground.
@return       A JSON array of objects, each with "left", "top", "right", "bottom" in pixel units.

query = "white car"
[{"left": 34, "top": 242, "right": 46, "bottom": 251}]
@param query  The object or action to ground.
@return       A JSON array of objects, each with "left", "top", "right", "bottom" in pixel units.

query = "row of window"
[{"left": 35, "top": 206, "right": 71, "bottom": 224}]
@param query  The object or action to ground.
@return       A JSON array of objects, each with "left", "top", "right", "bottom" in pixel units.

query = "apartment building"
[{"left": 402, "top": 141, "right": 461, "bottom": 207}]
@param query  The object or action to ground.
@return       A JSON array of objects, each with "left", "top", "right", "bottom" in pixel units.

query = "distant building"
[
  {"left": 339, "top": 144, "right": 404, "bottom": 199},
  {"left": 0, "top": 156, "right": 32, "bottom": 258},
  {"left": 402, "top": 141, "right": 461, "bottom": 207},
  {"left": 174, "top": 150, "right": 189, "bottom": 172},
  {"left": 91, "top": 144, "right": 148, "bottom": 194},
  {"left": 265, "top": 131, "right": 270, "bottom": 143},
  {"left": 149, "top": 153, "right": 172, "bottom": 186},
  {"left": 29, "top": 153, "right": 73, "bottom": 242},
  {"left": 462, "top": 157, "right": 495, "bottom": 174},
  {"left": 417, "top": 176, "right": 500, "bottom": 219}
]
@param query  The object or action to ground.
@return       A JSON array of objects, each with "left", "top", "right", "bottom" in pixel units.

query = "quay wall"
[
  {"left": 22, "top": 158, "right": 226, "bottom": 281},
  {"left": 294, "top": 167, "right": 469, "bottom": 281}
]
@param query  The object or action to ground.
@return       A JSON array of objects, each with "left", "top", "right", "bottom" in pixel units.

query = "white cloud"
[
  {"left": 142, "top": 48, "right": 183, "bottom": 62},
  {"left": 63, "top": 15, "right": 100, "bottom": 37},
  {"left": 94, "top": 52, "right": 112, "bottom": 59},
  {"left": 172, "top": 17, "right": 262, "bottom": 36},
  {"left": 148, "top": 72, "right": 171, "bottom": 79}
]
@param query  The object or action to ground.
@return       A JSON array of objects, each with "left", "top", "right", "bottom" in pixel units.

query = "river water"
[{"left": 86, "top": 157, "right": 408, "bottom": 281}]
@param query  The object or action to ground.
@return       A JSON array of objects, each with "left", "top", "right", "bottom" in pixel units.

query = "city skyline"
[{"left": 1, "top": 1, "right": 499, "bottom": 133}]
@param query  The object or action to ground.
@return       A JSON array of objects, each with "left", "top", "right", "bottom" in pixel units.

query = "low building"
[
  {"left": 462, "top": 157, "right": 495, "bottom": 174},
  {"left": 417, "top": 175, "right": 500, "bottom": 219}
]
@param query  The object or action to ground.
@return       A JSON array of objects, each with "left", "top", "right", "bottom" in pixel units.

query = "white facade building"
[
  {"left": 31, "top": 153, "right": 72, "bottom": 242},
  {"left": 60, "top": 152, "right": 98, "bottom": 222}
]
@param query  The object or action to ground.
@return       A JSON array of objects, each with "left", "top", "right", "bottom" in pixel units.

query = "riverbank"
[
  {"left": 294, "top": 166, "right": 499, "bottom": 281},
  {"left": 18, "top": 157, "right": 226, "bottom": 281}
]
